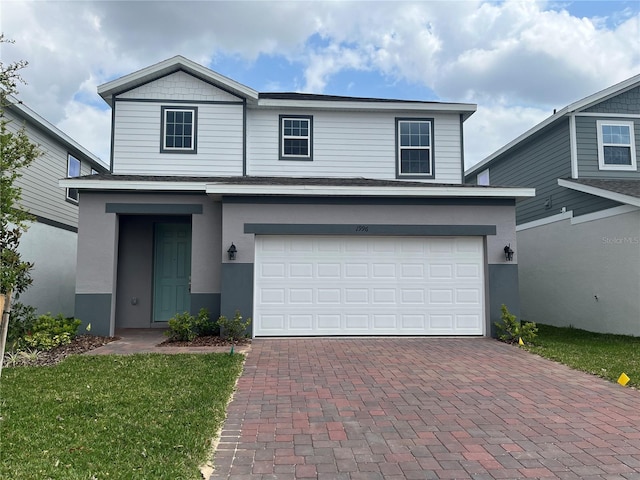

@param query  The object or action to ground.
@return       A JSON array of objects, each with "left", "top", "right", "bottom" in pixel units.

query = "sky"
[{"left": 2, "top": 0, "right": 639, "bottom": 170}]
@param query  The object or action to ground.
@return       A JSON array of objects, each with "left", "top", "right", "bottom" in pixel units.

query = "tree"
[{"left": 0, "top": 35, "right": 42, "bottom": 377}]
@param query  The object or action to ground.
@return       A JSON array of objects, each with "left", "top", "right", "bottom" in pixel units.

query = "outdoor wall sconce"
[
  {"left": 504, "top": 244, "right": 514, "bottom": 262},
  {"left": 227, "top": 243, "right": 237, "bottom": 261}
]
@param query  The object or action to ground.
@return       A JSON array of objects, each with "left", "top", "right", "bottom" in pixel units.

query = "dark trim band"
[
  {"left": 33, "top": 215, "right": 78, "bottom": 233},
  {"left": 244, "top": 223, "right": 497, "bottom": 236},
  {"left": 105, "top": 203, "right": 203, "bottom": 214},
  {"left": 224, "top": 196, "right": 515, "bottom": 206}
]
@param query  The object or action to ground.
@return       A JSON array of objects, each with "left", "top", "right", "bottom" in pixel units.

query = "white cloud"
[{"left": 2, "top": 0, "right": 639, "bottom": 169}]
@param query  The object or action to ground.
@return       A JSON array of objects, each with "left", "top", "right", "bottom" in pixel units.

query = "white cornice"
[
  {"left": 256, "top": 98, "right": 477, "bottom": 116},
  {"left": 58, "top": 178, "right": 535, "bottom": 199},
  {"left": 558, "top": 179, "right": 640, "bottom": 207},
  {"left": 204, "top": 184, "right": 534, "bottom": 198}
]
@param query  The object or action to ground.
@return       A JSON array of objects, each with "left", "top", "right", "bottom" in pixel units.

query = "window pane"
[
  {"left": 167, "top": 111, "right": 175, "bottom": 123},
  {"left": 604, "top": 146, "right": 632, "bottom": 165},
  {"left": 68, "top": 156, "right": 81, "bottom": 177},
  {"left": 400, "top": 121, "right": 430, "bottom": 147},
  {"left": 284, "top": 139, "right": 309, "bottom": 156},
  {"left": 400, "top": 149, "right": 430, "bottom": 174}
]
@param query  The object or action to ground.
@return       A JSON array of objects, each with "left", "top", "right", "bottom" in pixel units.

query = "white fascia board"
[
  {"left": 257, "top": 98, "right": 477, "bottom": 116},
  {"left": 8, "top": 96, "right": 106, "bottom": 170},
  {"left": 98, "top": 55, "right": 259, "bottom": 104},
  {"left": 58, "top": 179, "right": 209, "bottom": 192},
  {"left": 558, "top": 179, "right": 640, "bottom": 207},
  {"left": 205, "top": 183, "right": 535, "bottom": 198}
]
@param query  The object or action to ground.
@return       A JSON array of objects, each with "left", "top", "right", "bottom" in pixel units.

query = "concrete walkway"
[
  {"left": 210, "top": 337, "right": 640, "bottom": 480},
  {"left": 85, "top": 329, "right": 251, "bottom": 355}
]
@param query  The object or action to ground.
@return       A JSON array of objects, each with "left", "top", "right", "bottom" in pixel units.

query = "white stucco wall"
[
  {"left": 16, "top": 222, "right": 78, "bottom": 317},
  {"left": 517, "top": 209, "right": 640, "bottom": 335}
]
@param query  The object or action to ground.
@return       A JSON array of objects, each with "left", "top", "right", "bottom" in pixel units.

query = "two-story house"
[
  {"left": 61, "top": 56, "right": 533, "bottom": 338},
  {"left": 465, "top": 75, "right": 640, "bottom": 336},
  {"left": 5, "top": 96, "right": 108, "bottom": 316}
]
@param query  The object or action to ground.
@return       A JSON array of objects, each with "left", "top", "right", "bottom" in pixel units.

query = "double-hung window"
[
  {"left": 397, "top": 118, "right": 434, "bottom": 177},
  {"left": 66, "top": 154, "right": 81, "bottom": 203},
  {"left": 280, "top": 115, "right": 312, "bottom": 160},
  {"left": 161, "top": 106, "right": 197, "bottom": 153},
  {"left": 597, "top": 120, "right": 637, "bottom": 171}
]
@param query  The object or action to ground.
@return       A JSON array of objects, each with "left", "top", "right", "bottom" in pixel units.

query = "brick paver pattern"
[{"left": 209, "top": 338, "right": 640, "bottom": 479}]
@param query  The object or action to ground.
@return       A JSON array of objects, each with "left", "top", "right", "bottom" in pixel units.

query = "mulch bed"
[
  {"left": 158, "top": 336, "right": 251, "bottom": 347},
  {"left": 3, "top": 335, "right": 119, "bottom": 368},
  {"left": 3, "top": 335, "right": 251, "bottom": 368}
]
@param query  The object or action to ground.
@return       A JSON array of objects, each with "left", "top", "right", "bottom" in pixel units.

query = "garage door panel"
[{"left": 254, "top": 235, "right": 484, "bottom": 336}]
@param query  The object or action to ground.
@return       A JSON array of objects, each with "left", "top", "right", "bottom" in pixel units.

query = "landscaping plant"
[
  {"left": 217, "top": 310, "right": 251, "bottom": 342},
  {"left": 495, "top": 304, "right": 537, "bottom": 345},
  {"left": 165, "top": 308, "right": 216, "bottom": 342}
]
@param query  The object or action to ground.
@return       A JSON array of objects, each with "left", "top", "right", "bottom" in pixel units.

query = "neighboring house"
[
  {"left": 4, "top": 96, "right": 108, "bottom": 316},
  {"left": 465, "top": 75, "right": 640, "bottom": 336},
  {"left": 61, "top": 56, "right": 533, "bottom": 338}
]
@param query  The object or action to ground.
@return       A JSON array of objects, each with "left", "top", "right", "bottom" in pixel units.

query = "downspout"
[{"left": 459, "top": 114, "right": 465, "bottom": 183}]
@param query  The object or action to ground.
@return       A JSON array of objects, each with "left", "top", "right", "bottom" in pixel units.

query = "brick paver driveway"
[{"left": 210, "top": 338, "right": 640, "bottom": 479}]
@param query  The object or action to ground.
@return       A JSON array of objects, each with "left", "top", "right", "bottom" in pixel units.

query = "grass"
[
  {"left": 526, "top": 323, "right": 640, "bottom": 388},
  {"left": 0, "top": 353, "right": 244, "bottom": 480}
]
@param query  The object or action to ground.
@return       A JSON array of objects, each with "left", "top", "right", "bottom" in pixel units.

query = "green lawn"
[
  {"left": 0, "top": 353, "right": 244, "bottom": 480},
  {"left": 527, "top": 324, "right": 640, "bottom": 388}
]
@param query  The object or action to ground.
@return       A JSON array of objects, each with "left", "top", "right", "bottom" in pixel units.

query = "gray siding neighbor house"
[
  {"left": 5, "top": 96, "right": 108, "bottom": 316},
  {"left": 61, "top": 56, "right": 534, "bottom": 338},
  {"left": 465, "top": 75, "right": 640, "bottom": 336}
]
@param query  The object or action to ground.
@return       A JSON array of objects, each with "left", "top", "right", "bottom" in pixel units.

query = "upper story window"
[
  {"left": 66, "top": 154, "right": 81, "bottom": 203},
  {"left": 397, "top": 118, "right": 434, "bottom": 178},
  {"left": 161, "top": 106, "right": 198, "bottom": 154},
  {"left": 477, "top": 169, "right": 490, "bottom": 186},
  {"left": 597, "top": 120, "right": 637, "bottom": 171},
  {"left": 280, "top": 115, "right": 312, "bottom": 160}
]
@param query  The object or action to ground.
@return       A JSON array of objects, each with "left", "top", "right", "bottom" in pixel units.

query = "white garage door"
[{"left": 253, "top": 236, "right": 484, "bottom": 336}]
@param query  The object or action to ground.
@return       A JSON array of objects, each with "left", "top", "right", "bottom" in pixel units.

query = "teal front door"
[{"left": 153, "top": 223, "right": 192, "bottom": 322}]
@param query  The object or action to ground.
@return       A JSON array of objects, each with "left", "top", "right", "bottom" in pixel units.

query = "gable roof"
[
  {"left": 98, "top": 55, "right": 260, "bottom": 106},
  {"left": 466, "top": 73, "right": 640, "bottom": 176},
  {"left": 97, "top": 56, "right": 476, "bottom": 119},
  {"left": 6, "top": 95, "right": 107, "bottom": 171}
]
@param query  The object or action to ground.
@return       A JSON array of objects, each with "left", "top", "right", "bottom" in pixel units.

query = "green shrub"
[
  {"left": 166, "top": 311, "right": 197, "bottom": 342},
  {"left": 165, "top": 308, "right": 215, "bottom": 342},
  {"left": 7, "top": 302, "right": 37, "bottom": 350},
  {"left": 22, "top": 313, "right": 81, "bottom": 351},
  {"left": 217, "top": 310, "right": 251, "bottom": 342},
  {"left": 495, "top": 304, "right": 537, "bottom": 345}
]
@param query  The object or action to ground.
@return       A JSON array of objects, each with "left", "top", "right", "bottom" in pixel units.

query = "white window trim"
[
  {"left": 596, "top": 120, "right": 637, "bottom": 171},
  {"left": 161, "top": 107, "right": 197, "bottom": 153},
  {"left": 477, "top": 169, "right": 490, "bottom": 186},
  {"left": 280, "top": 116, "right": 312, "bottom": 159},
  {"left": 397, "top": 119, "right": 433, "bottom": 177},
  {"left": 66, "top": 154, "right": 81, "bottom": 203}
]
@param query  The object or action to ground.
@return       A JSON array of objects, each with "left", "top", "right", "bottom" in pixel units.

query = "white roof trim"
[
  {"left": 7, "top": 95, "right": 106, "bottom": 169},
  {"left": 205, "top": 184, "right": 534, "bottom": 198},
  {"left": 257, "top": 98, "right": 477, "bottom": 115},
  {"left": 58, "top": 178, "right": 535, "bottom": 198},
  {"left": 98, "top": 55, "right": 259, "bottom": 104},
  {"left": 558, "top": 179, "right": 640, "bottom": 207},
  {"left": 466, "top": 73, "right": 640, "bottom": 176},
  {"left": 59, "top": 179, "right": 209, "bottom": 191}
]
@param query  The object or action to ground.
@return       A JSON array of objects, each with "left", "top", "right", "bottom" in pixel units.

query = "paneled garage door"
[{"left": 253, "top": 236, "right": 484, "bottom": 336}]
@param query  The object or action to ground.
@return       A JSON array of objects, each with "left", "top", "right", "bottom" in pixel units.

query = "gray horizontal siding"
[
  {"left": 482, "top": 120, "right": 573, "bottom": 224},
  {"left": 576, "top": 115, "right": 640, "bottom": 180},
  {"left": 7, "top": 109, "right": 95, "bottom": 228}
]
